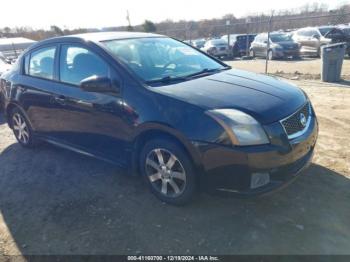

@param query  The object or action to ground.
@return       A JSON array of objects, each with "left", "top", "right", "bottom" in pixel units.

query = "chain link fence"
[
  {"left": 157, "top": 12, "right": 350, "bottom": 79},
  {"left": 157, "top": 12, "right": 350, "bottom": 41}
]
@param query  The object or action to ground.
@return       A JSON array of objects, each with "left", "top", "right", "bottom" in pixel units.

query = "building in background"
[{"left": 0, "top": 37, "right": 37, "bottom": 63}]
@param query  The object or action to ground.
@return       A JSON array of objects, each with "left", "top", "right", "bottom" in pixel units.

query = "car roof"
[
  {"left": 210, "top": 38, "right": 226, "bottom": 43},
  {"left": 318, "top": 26, "right": 335, "bottom": 29},
  {"left": 270, "top": 32, "right": 288, "bottom": 35},
  {"left": 27, "top": 31, "right": 164, "bottom": 50},
  {"left": 72, "top": 31, "right": 163, "bottom": 41}
]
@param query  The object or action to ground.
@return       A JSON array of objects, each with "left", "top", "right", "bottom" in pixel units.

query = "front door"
[{"left": 48, "top": 44, "right": 127, "bottom": 163}]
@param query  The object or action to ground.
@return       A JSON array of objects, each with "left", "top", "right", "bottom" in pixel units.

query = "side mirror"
[
  {"left": 80, "top": 76, "right": 120, "bottom": 94},
  {"left": 312, "top": 34, "right": 320, "bottom": 40},
  {"left": 263, "top": 40, "right": 268, "bottom": 44}
]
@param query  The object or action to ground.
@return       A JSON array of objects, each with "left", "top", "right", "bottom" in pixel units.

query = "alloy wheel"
[
  {"left": 12, "top": 113, "right": 30, "bottom": 144},
  {"left": 145, "top": 148, "right": 186, "bottom": 197}
]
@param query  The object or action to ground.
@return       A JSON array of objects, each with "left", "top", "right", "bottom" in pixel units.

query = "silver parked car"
[
  {"left": 201, "top": 39, "right": 229, "bottom": 58},
  {"left": 293, "top": 26, "right": 347, "bottom": 57},
  {"left": 250, "top": 32, "right": 300, "bottom": 60}
]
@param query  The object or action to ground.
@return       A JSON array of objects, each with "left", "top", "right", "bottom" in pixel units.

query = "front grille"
[{"left": 281, "top": 103, "right": 311, "bottom": 137}]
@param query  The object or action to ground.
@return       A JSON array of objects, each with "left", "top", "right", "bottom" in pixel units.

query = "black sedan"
[{"left": 0, "top": 32, "right": 318, "bottom": 205}]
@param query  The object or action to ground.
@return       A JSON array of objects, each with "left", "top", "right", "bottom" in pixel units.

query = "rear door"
[
  {"left": 47, "top": 43, "right": 127, "bottom": 162},
  {"left": 255, "top": 34, "right": 268, "bottom": 56},
  {"left": 305, "top": 29, "right": 321, "bottom": 52},
  {"left": 293, "top": 30, "right": 308, "bottom": 47},
  {"left": 251, "top": 35, "right": 261, "bottom": 56},
  {"left": 17, "top": 45, "right": 61, "bottom": 135}
]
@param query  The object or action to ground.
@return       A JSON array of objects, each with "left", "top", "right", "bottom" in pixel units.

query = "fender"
[
  {"left": 129, "top": 122, "right": 204, "bottom": 175},
  {"left": 5, "top": 102, "right": 35, "bottom": 131}
]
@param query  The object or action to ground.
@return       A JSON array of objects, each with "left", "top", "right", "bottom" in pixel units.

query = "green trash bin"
[{"left": 321, "top": 43, "right": 346, "bottom": 82}]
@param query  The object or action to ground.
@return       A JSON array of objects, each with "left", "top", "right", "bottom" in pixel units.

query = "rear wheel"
[
  {"left": 139, "top": 138, "right": 196, "bottom": 205},
  {"left": 249, "top": 49, "right": 255, "bottom": 58},
  {"left": 268, "top": 50, "right": 274, "bottom": 60},
  {"left": 10, "top": 108, "right": 36, "bottom": 148}
]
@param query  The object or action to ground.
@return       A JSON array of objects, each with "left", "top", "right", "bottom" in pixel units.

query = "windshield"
[
  {"left": 270, "top": 34, "right": 292, "bottom": 42},
  {"left": 102, "top": 37, "right": 225, "bottom": 83},
  {"left": 210, "top": 39, "right": 227, "bottom": 45},
  {"left": 342, "top": 28, "right": 350, "bottom": 35},
  {"left": 319, "top": 27, "right": 335, "bottom": 36}
]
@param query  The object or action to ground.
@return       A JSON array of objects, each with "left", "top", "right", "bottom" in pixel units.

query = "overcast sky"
[{"left": 0, "top": 0, "right": 347, "bottom": 29}]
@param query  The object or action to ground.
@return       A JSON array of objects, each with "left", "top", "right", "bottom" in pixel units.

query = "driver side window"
[{"left": 59, "top": 45, "right": 109, "bottom": 86}]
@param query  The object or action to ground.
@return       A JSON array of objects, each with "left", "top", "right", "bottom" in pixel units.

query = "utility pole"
[
  {"left": 226, "top": 20, "right": 231, "bottom": 57},
  {"left": 126, "top": 10, "right": 133, "bottom": 31},
  {"left": 246, "top": 17, "right": 251, "bottom": 57},
  {"left": 265, "top": 11, "right": 274, "bottom": 74}
]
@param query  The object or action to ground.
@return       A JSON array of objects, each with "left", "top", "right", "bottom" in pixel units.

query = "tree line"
[{"left": 1, "top": 2, "right": 349, "bottom": 41}]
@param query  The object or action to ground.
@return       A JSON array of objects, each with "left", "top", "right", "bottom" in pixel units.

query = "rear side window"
[
  {"left": 296, "top": 30, "right": 307, "bottom": 36},
  {"left": 29, "top": 46, "right": 56, "bottom": 80},
  {"left": 59, "top": 45, "right": 109, "bottom": 86},
  {"left": 307, "top": 30, "right": 318, "bottom": 37}
]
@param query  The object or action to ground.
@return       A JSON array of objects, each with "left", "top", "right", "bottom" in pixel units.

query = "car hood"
[{"left": 152, "top": 68, "right": 306, "bottom": 124}]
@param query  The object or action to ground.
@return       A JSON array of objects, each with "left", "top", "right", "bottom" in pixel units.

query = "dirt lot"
[
  {"left": 0, "top": 79, "right": 349, "bottom": 256},
  {"left": 227, "top": 57, "right": 350, "bottom": 80}
]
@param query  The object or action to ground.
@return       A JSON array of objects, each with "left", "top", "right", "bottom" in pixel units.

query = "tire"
[
  {"left": 268, "top": 50, "right": 274, "bottom": 60},
  {"left": 0, "top": 93, "right": 4, "bottom": 113},
  {"left": 10, "top": 107, "right": 36, "bottom": 148},
  {"left": 316, "top": 48, "right": 321, "bottom": 58},
  {"left": 249, "top": 49, "right": 255, "bottom": 58},
  {"left": 139, "top": 138, "right": 197, "bottom": 205}
]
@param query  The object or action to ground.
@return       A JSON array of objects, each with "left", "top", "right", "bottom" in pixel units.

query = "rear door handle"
[{"left": 53, "top": 95, "right": 66, "bottom": 105}]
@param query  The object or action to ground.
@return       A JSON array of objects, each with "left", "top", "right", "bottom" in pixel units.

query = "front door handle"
[{"left": 53, "top": 95, "right": 66, "bottom": 105}]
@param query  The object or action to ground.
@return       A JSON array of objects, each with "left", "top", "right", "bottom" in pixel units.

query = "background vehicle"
[
  {"left": 250, "top": 32, "right": 300, "bottom": 59},
  {"left": 201, "top": 39, "right": 229, "bottom": 58},
  {"left": 338, "top": 25, "right": 350, "bottom": 56},
  {"left": 0, "top": 56, "right": 12, "bottom": 111},
  {"left": 292, "top": 26, "right": 350, "bottom": 57},
  {"left": 222, "top": 34, "right": 256, "bottom": 57},
  {"left": 0, "top": 37, "right": 36, "bottom": 63},
  {"left": 0, "top": 55, "right": 12, "bottom": 75},
  {"left": 191, "top": 39, "right": 206, "bottom": 49}
]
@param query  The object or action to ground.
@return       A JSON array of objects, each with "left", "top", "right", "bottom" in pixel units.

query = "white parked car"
[{"left": 0, "top": 56, "right": 12, "bottom": 75}]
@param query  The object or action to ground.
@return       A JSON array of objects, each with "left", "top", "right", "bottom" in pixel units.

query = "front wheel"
[{"left": 139, "top": 138, "right": 197, "bottom": 205}]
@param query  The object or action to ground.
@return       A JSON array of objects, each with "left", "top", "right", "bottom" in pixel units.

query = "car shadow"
[
  {"left": 0, "top": 142, "right": 349, "bottom": 255},
  {"left": 336, "top": 80, "right": 350, "bottom": 87}
]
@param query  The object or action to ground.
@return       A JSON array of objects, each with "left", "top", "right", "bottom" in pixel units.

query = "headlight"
[{"left": 206, "top": 109, "right": 269, "bottom": 146}]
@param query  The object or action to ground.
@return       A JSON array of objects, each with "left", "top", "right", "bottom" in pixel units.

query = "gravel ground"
[
  {"left": 0, "top": 79, "right": 349, "bottom": 256},
  {"left": 226, "top": 57, "right": 350, "bottom": 80}
]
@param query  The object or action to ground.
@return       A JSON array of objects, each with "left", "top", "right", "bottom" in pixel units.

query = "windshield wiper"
[
  {"left": 145, "top": 66, "right": 231, "bottom": 85},
  {"left": 185, "top": 66, "right": 231, "bottom": 79},
  {"left": 145, "top": 75, "right": 188, "bottom": 85}
]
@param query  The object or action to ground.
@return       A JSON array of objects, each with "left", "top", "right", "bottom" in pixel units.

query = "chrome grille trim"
[{"left": 280, "top": 102, "right": 312, "bottom": 139}]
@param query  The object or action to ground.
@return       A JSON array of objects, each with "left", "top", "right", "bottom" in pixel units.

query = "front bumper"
[
  {"left": 274, "top": 49, "right": 300, "bottom": 58},
  {"left": 209, "top": 49, "right": 229, "bottom": 56},
  {"left": 193, "top": 114, "right": 318, "bottom": 196}
]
